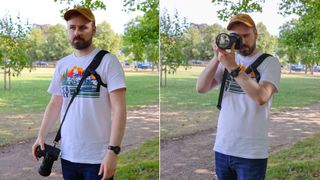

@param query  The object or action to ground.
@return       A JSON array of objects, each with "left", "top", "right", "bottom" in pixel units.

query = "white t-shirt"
[
  {"left": 213, "top": 51, "right": 281, "bottom": 159},
  {"left": 48, "top": 48, "right": 126, "bottom": 164}
]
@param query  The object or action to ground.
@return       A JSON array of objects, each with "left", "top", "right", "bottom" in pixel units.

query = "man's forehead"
[{"left": 67, "top": 21, "right": 93, "bottom": 27}]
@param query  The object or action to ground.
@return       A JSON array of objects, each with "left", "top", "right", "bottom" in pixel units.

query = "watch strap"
[
  {"left": 230, "top": 66, "right": 241, "bottom": 78},
  {"left": 108, "top": 145, "right": 121, "bottom": 154}
]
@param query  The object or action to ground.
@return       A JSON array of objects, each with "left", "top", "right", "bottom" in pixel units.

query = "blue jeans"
[
  {"left": 61, "top": 159, "right": 114, "bottom": 180},
  {"left": 214, "top": 151, "right": 268, "bottom": 180}
]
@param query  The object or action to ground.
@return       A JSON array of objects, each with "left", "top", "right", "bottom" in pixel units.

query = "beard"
[
  {"left": 238, "top": 41, "right": 256, "bottom": 56},
  {"left": 71, "top": 36, "right": 92, "bottom": 50}
]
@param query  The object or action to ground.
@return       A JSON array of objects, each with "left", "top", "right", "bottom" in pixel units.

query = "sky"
[
  {"left": 161, "top": 0, "right": 298, "bottom": 36},
  {"left": 0, "top": 0, "right": 140, "bottom": 34}
]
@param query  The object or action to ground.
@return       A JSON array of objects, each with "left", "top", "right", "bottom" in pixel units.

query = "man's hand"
[
  {"left": 32, "top": 136, "right": 45, "bottom": 161},
  {"left": 216, "top": 44, "right": 238, "bottom": 71},
  {"left": 98, "top": 150, "right": 117, "bottom": 180}
]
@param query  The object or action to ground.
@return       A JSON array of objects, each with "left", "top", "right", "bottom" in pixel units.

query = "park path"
[
  {"left": 160, "top": 103, "right": 320, "bottom": 180},
  {"left": 0, "top": 104, "right": 159, "bottom": 180}
]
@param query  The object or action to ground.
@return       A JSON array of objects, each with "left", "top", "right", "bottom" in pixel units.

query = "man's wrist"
[{"left": 107, "top": 145, "right": 121, "bottom": 155}]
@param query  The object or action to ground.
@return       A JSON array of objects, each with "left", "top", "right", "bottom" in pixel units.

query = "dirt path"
[
  {"left": 160, "top": 103, "right": 320, "bottom": 180},
  {"left": 0, "top": 104, "right": 159, "bottom": 180}
]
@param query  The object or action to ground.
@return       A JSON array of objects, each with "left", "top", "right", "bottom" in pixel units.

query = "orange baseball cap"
[
  {"left": 64, "top": 6, "right": 95, "bottom": 22},
  {"left": 227, "top": 14, "right": 256, "bottom": 30}
]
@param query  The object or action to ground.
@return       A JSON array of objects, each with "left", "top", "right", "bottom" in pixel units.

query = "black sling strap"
[
  {"left": 216, "top": 53, "right": 271, "bottom": 110},
  {"left": 53, "top": 50, "right": 109, "bottom": 145}
]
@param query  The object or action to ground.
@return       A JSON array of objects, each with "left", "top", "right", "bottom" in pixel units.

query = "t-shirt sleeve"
[
  {"left": 48, "top": 62, "right": 62, "bottom": 96},
  {"left": 106, "top": 55, "right": 126, "bottom": 92},
  {"left": 259, "top": 56, "right": 281, "bottom": 92}
]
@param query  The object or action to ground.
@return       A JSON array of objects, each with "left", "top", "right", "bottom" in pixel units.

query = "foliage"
[
  {"left": 278, "top": 18, "right": 320, "bottom": 73},
  {"left": 160, "top": 9, "right": 188, "bottom": 86},
  {"left": 182, "top": 23, "right": 225, "bottom": 61},
  {"left": 211, "top": 0, "right": 266, "bottom": 21},
  {"left": 122, "top": 0, "right": 159, "bottom": 67},
  {"left": 94, "top": 21, "right": 121, "bottom": 55},
  {"left": 0, "top": 14, "right": 31, "bottom": 77},
  {"left": 26, "top": 24, "right": 72, "bottom": 62},
  {"left": 53, "top": 0, "right": 106, "bottom": 15},
  {"left": 256, "top": 22, "right": 277, "bottom": 54}
]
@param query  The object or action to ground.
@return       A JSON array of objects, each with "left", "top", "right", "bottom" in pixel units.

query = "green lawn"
[
  {"left": 0, "top": 68, "right": 159, "bottom": 114},
  {"left": 266, "top": 133, "right": 320, "bottom": 179},
  {"left": 117, "top": 137, "right": 159, "bottom": 179}
]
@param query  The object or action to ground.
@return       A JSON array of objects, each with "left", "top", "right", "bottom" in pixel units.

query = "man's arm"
[
  {"left": 216, "top": 47, "right": 278, "bottom": 105},
  {"left": 234, "top": 71, "right": 277, "bottom": 105},
  {"left": 32, "top": 95, "right": 62, "bottom": 160},
  {"left": 196, "top": 43, "right": 222, "bottom": 93},
  {"left": 99, "top": 88, "right": 126, "bottom": 179},
  {"left": 196, "top": 57, "right": 220, "bottom": 93}
]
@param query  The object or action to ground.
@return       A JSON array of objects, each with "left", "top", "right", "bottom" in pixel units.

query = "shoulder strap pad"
[{"left": 245, "top": 53, "right": 271, "bottom": 82}]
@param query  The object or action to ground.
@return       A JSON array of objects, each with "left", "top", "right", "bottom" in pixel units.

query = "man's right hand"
[{"left": 32, "top": 137, "right": 45, "bottom": 161}]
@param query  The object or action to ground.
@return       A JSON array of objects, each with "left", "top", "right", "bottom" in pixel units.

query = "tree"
[
  {"left": 256, "top": 22, "right": 277, "bottom": 54},
  {"left": 27, "top": 24, "right": 72, "bottom": 62},
  {"left": 94, "top": 21, "right": 121, "bottom": 55},
  {"left": 182, "top": 23, "right": 225, "bottom": 61},
  {"left": 45, "top": 24, "right": 72, "bottom": 60},
  {"left": 160, "top": 9, "right": 188, "bottom": 87},
  {"left": 0, "top": 14, "right": 31, "bottom": 89},
  {"left": 122, "top": 0, "right": 159, "bottom": 70}
]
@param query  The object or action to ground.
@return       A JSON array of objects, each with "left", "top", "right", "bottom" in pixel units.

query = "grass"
[
  {"left": 0, "top": 68, "right": 159, "bottom": 114},
  {"left": 160, "top": 67, "right": 320, "bottom": 138},
  {"left": 266, "top": 133, "right": 320, "bottom": 179},
  {"left": 0, "top": 68, "right": 159, "bottom": 146},
  {"left": 117, "top": 137, "right": 159, "bottom": 179}
]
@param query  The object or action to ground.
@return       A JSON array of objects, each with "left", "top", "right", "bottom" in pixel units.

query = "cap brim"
[{"left": 64, "top": 9, "right": 80, "bottom": 21}]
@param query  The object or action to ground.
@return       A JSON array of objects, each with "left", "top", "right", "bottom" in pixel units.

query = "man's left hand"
[
  {"left": 216, "top": 44, "right": 238, "bottom": 71},
  {"left": 98, "top": 151, "right": 117, "bottom": 180}
]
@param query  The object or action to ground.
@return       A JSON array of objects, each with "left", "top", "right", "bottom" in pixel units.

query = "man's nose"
[{"left": 74, "top": 28, "right": 81, "bottom": 36}]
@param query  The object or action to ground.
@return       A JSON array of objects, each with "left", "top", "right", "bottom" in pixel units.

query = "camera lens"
[
  {"left": 38, "top": 155, "right": 54, "bottom": 177},
  {"left": 216, "top": 33, "right": 231, "bottom": 49}
]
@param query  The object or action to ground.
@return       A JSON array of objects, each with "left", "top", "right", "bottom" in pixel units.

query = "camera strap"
[
  {"left": 216, "top": 53, "right": 271, "bottom": 110},
  {"left": 53, "top": 50, "right": 109, "bottom": 146}
]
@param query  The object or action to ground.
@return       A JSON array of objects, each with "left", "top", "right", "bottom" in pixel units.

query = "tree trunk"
[
  {"left": 4, "top": 62, "right": 6, "bottom": 89},
  {"left": 164, "top": 65, "right": 167, "bottom": 87},
  {"left": 8, "top": 66, "right": 11, "bottom": 89},
  {"left": 160, "top": 65, "right": 163, "bottom": 87}
]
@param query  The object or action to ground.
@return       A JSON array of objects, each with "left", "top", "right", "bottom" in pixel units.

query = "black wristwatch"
[
  {"left": 108, "top": 145, "right": 121, "bottom": 154},
  {"left": 229, "top": 66, "right": 241, "bottom": 78}
]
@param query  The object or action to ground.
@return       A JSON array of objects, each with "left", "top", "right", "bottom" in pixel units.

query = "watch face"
[{"left": 114, "top": 147, "right": 120, "bottom": 153}]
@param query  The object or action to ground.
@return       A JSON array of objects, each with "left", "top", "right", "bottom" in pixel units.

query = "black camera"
[
  {"left": 216, "top": 33, "right": 243, "bottom": 50},
  {"left": 36, "top": 144, "right": 60, "bottom": 177}
]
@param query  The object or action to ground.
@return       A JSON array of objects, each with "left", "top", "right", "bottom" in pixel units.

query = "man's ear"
[
  {"left": 92, "top": 25, "right": 96, "bottom": 36},
  {"left": 254, "top": 29, "right": 258, "bottom": 39}
]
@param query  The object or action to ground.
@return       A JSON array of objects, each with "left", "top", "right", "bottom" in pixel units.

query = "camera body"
[
  {"left": 216, "top": 33, "right": 243, "bottom": 50},
  {"left": 36, "top": 144, "right": 60, "bottom": 177}
]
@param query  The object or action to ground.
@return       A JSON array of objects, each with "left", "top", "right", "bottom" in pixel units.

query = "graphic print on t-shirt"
[
  {"left": 60, "top": 66, "right": 100, "bottom": 98},
  {"left": 225, "top": 65, "right": 257, "bottom": 94}
]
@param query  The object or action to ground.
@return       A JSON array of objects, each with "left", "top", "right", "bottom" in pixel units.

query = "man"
[
  {"left": 196, "top": 14, "right": 281, "bottom": 179},
  {"left": 32, "top": 6, "right": 126, "bottom": 180}
]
